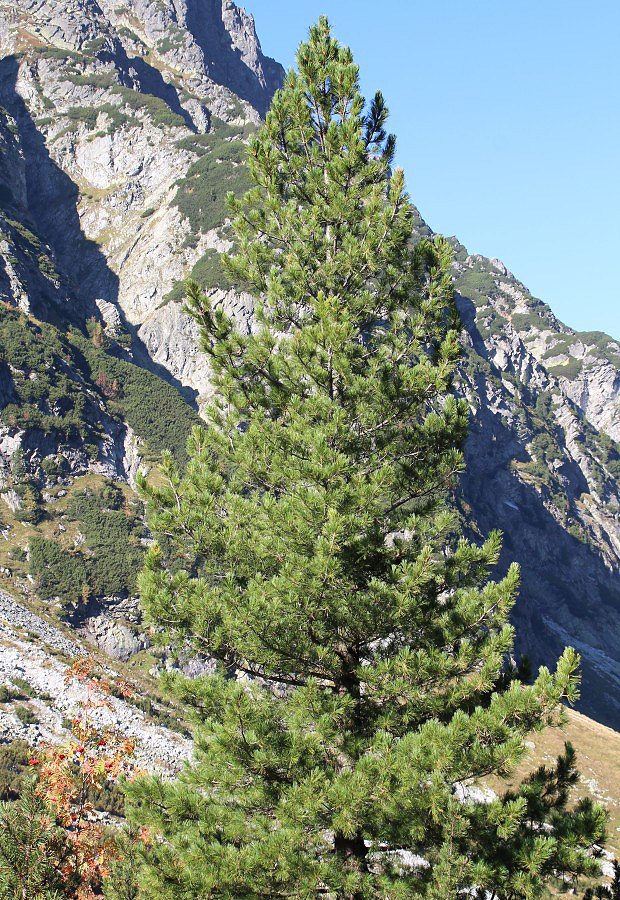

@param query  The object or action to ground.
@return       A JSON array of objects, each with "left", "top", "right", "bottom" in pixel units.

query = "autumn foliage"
[{"left": 0, "top": 658, "right": 144, "bottom": 899}]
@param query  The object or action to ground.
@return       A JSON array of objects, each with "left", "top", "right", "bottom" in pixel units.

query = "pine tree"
[
  {"left": 130, "top": 18, "right": 606, "bottom": 898},
  {"left": 0, "top": 778, "right": 74, "bottom": 899},
  {"left": 584, "top": 861, "right": 620, "bottom": 899}
]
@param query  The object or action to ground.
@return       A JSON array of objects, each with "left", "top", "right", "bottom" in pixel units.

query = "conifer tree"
[
  {"left": 130, "top": 18, "right": 606, "bottom": 898},
  {"left": 0, "top": 778, "right": 74, "bottom": 899}
]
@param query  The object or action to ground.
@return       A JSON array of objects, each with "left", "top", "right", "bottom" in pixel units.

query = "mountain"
[{"left": 0, "top": 0, "right": 618, "bottom": 737}]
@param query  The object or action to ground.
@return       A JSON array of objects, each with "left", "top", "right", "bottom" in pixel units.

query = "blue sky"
[{"left": 243, "top": 1, "right": 619, "bottom": 339}]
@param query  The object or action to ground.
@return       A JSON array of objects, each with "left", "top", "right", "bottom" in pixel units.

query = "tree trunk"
[{"left": 333, "top": 830, "right": 369, "bottom": 899}]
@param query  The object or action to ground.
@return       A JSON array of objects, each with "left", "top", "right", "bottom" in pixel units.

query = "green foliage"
[
  {"left": 0, "top": 306, "right": 94, "bottom": 441},
  {"left": 511, "top": 310, "right": 548, "bottom": 332},
  {"left": 70, "top": 329, "right": 201, "bottom": 466},
  {"left": 13, "top": 482, "right": 43, "bottom": 525},
  {"left": 37, "top": 46, "right": 84, "bottom": 62},
  {"left": 13, "top": 706, "right": 38, "bottom": 726},
  {"left": 5, "top": 219, "right": 41, "bottom": 252},
  {"left": 542, "top": 329, "right": 620, "bottom": 377},
  {"left": 0, "top": 741, "right": 30, "bottom": 802},
  {"left": 594, "top": 432, "right": 620, "bottom": 481},
  {"left": 547, "top": 357, "right": 585, "bottom": 380},
  {"left": 516, "top": 389, "right": 572, "bottom": 516},
  {"left": 163, "top": 249, "right": 233, "bottom": 305},
  {"left": 29, "top": 482, "right": 145, "bottom": 603},
  {"left": 583, "top": 861, "right": 620, "bottom": 899},
  {"left": 129, "top": 19, "right": 603, "bottom": 899},
  {"left": 63, "top": 103, "right": 138, "bottom": 134},
  {"left": 455, "top": 266, "right": 497, "bottom": 306},
  {"left": 0, "top": 687, "right": 23, "bottom": 704},
  {"left": 156, "top": 29, "right": 185, "bottom": 54},
  {"left": 10, "top": 679, "right": 34, "bottom": 700},
  {"left": 37, "top": 252, "right": 58, "bottom": 279},
  {"left": 468, "top": 742, "right": 607, "bottom": 898},
  {"left": 29, "top": 536, "right": 87, "bottom": 604},
  {"left": 61, "top": 74, "right": 185, "bottom": 129},
  {"left": 103, "top": 826, "right": 142, "bottom": 900},
  {"left": 65, "top": 105, "right": 101, "bottom": 128},
  {"left": 113, "top": 86, "right": 186, "bottom": 130},
  {"left": 82, "top": 36, "right": 108, "bottom": 54},
  {"left": 117, "top": 26, "right": 143, "bottom": 46},
  {"left": 64, "top": 71, "right": 117, "bottom": 90},
  {"left": 0, "top": 778, "right": 76, "bottom": 899},
  {"left": 173, "top": 122, "right": 252, "bottom": 236},
  {"left": 65, "top": 485, "right": 145, "bottom": 597},
  {"left": 0, "top": 300, "right": 198, "bottom": 471},
  {"left": 41, "top": 456, "right": 63, "bottom": 480}
]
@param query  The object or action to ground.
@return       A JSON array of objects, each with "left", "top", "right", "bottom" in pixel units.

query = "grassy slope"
[{"left": 487, "top": 707, "right": 620, "bottom": 860}]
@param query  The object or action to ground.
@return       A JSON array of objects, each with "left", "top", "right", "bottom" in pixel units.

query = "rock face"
[
  {"left": 0, "top": 0, "right": 619, "bottom": 730},
  {"left": 0, "top": 0, "right": 280, "bottom": 405},
  {"left": 448, "top": 244, "right": 620, "bottom": 727}
]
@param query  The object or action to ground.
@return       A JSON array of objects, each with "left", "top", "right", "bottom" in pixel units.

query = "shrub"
[
  {"left": 164, "top": 249, "right": 233, "bottom": 304},
  {"left": 0, "top": 740, "right": 30, "bottom": 801},
  {"left": 69, "top": 329, "right": 201, "bottom": 466},
  {"left": 65, "top": 485, "right": 145, "bottom": 598},
  {"left": 29, "top": 536, "right": 87, "bottom": 604},
  {"left": 30, "top": 482, "right": 145, "bottom": 603},
  {"left": 173, "top": 122, "right": 252, "bottom": 236},
  {"left": 13, "top": 705, "right": 39, "bottom": 726},
  {"left": 10, "top": 679, "right": 33, "bottom": 699},
  {"left": 0, "top": 306, "right": 97, "bottom": 441},
  {"left": 0, "top": 686, "right": 23, "bottom": 703}
]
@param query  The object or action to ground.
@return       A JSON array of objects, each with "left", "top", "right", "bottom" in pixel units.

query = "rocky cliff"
[{"left": 0, "top": 0, "right": 618, "bottom": 730}]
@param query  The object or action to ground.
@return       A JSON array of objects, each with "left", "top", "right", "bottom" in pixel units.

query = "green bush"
[
  {"left": 37, "top": 46, "right": 83, "bottom": 62},
  {"left": 65, "top": 485, "right": 145, "bottom": 598},
  {"left": 547, "top": 357, "right": 584, "bottom": 380},
  {"left": 173, "top": 122, "right": 252, "bottom": 236},
  {"left": 511, "top": 311, "right": 547, "bottom": 332},
  {"left": 0, "top": 686, "right": 23, "bottom": 703},
  {"left": 455, "top": 267, "right": 497, "bottom": 306},
  {"left": 0, "top": 740, "right": 31, "bottom": 801},
  {"left": 41, "top": 456, "right": 63, "bottom": 479},
  {"left": 113, "top": 86, "right": 186, "bottom": 130},
  {"left": 8, "top": 547, "right": 27, "bottom": 563},
  {"left": 0, "top": 304, "right": 198, "bottom": 467},
  {"left": 10, "top": 679, "right": 33, "bottom": 699},
  {"left": 0, "top": 306, "right": 96, "bottom": 441},
  {"left": 13, "top": 705, "right": 39, "bottom": 726},
  {"left": 64, "top": 71, "right": 116, "bottom": 90},
  {"left": 63, "top": 104, "right": 137, "bottom": 134},
  {"left": 69, "top": 329, "right": 200, "bottom": 466},
  {"left": 29, "top": 536, "right": 87, "bottom": 604},
  {"left": 164, "top": 249, "right": 233, "bottom": 304},
  {"left": 30, "top": 482, "right": 146, "bottom": 603}
]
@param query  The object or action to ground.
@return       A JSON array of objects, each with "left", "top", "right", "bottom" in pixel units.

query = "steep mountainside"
[{"left": 0, "top": 0, "right": 618, "bottom": 730}]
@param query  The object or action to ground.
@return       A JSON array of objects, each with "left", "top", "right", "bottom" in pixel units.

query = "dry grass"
[{"left": 486, "top": 707, "right": 620, "bottom": 858}]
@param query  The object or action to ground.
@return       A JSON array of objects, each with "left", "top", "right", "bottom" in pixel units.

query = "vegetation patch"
[
  {"left": 173, "top": 121, "right": 253, "bottom": 236},
  {"left": 63, "top": 104, "right": 138, "bottom": 134},
  {"left": 546, "top": 356, "right": 584, "bottom": 380},
  {"left": 29, "top": 481, "right": 145, "bottom": 604},
  {"left": 69, "top": 328, "right": 201, "bottom": 466},
  {"left": 163, "top": 249, "right": 233, "bottom": 304},
  {"left": 0, "top": 306, "right": 97, "bottom": 443},
  {"left": 510, "top": 310, "right": 548, "bottom": 332},
  {"left": 454, "top": 266, "right": 497, "bottom": 306}
]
